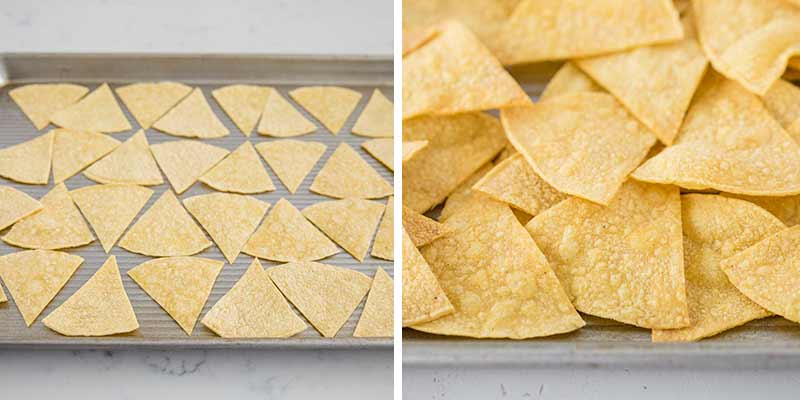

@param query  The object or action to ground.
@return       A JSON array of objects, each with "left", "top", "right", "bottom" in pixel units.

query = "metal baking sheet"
[{"left": 0, "top": 53, "right": 393, "bottom": 349}]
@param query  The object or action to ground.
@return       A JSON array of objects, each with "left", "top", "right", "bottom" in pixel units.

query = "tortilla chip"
[
  {"left": 762, "top": 79, "right": 800, "bottom": 144},
  {"left": 402, "top": 21, "right": 531, "bottom": 120},
  {"left": 438, "top": 162, "right": 494, "bottom": 221},
  {"left": 371, "top": 197, "right": 394, "bottom": 260},
  {"left": 402, "top": 26, "right": 439, "bottom": 56},
  {"left": 268, "top": 261, "right": 371, "bottom": 337},
  {"left": 402, "top": 140, "right": 428, "bottom": 162},
  {"left": 52, "top": 129, "right": 120, "bottom": 183},
  {"left": 310, "top": 143, "right": 393, "bottom": 199},
  {"left": 352, "top": 89, "right": 394, "bottom": 137},
  {"left": 539, "top": 62, "right": 603, "bottom": 101},
  {"left": 404, "top": 113, "right": 506, "bottom": 212},
  {"left": 361, "top": 138, "right": 394, "bottom": 171},
  {"left": 527, "top": 180, "right": 688, "bottom": 329},
  {"left": 211, "top": 85, "right": 272, "bottom": 136},
  {"left": 0, "top": 283, "right": 6, "bottom": 303},
  {"left": 2, "top": 183, "right": 94, "bottom": 250},
  {"left": 201, "top": 258, "right": 306, "bottom": 338},
  {"left": 402, "top": 206, "right": 448, "bottom": 247},
  {"left": 722, "top": 193, "right": 800, "bottom": 227},
  {"left": 652, "top": 195, "right": 779, "bottom": 342},
  {"left": 115, "top": 82, "right": 193, "bottom": 128},
  {"left": 150, "top": 140, "right": 229, "bottom": 194},
  {"left": 198, "top": 141, "right": 275, "bottom": 194},
  {"left": 183, "top": 193, "right": 270, "bottom": 264},
  {"left": 70, "top": 184, "right": 153, "bottom": 253},
  {"left": 288, "top": 86, "right": 362, "bottom": 134},
  {"left": 256, "top": 89, "right": 317, "bottom": 137},
  {"left": 242, "top": 198, "right": 339, "bottom": 262},
  {"left": 50, "top": 83, "right": 131, "bottom": 133},
  {"left": 0, "top": 186, "right": 42, "bottom": 231},
  {"left": 42, "top": 256, "right": 138, "bottom": 336},
  {"left": 128, "top": 256, "right": 224, "bottom": 335},
  {"left": 791, "top": 57, "right": 800, "bottom": 70},
  {"left": 401, "top": 227, "right": 453, "bottom": 326},
  {"left": 353, "top": 268, "right": 393, "bottom": 337},
  {"left": 0, "top": 250, "right": 83, "bottom": 326},
  {"left": 118, "top": 190, "right": 211, "bottom": 257},
  {"left": 302, "top": 198, "right": 385, "bottom": 262},
  {"left": 152, "top": 88, "right": 229, "bottom": 138},
  {"left": 9, "top": 84, "right": 89, "bottom": 130},
  {"left": 255, "top": 140, "right": 326, "bottom": 194},
  {"left": 0, "top": 131, "right": 54, "bottom": 185},
  {"left": 83, "top": 130, "right": 164, "bottom": 186},
  {"left": 632, "top": 72, "right": 800, "bottom": 196}
]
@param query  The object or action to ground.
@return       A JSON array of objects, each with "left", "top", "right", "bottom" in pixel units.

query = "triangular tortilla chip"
[
  {"left": 288, "top": 86, "right": 362, "bottom": 134},
  {"left": 403, "top": 21, "right": 531, "bottom": 119},
  {"left": 310, "top": 143, "right": 393, "bottom": 199},
  {"left": 353, "top": 268, "right": 393, "bottom": 337},
  {"left": 352, "top": 89, "right": 394, "bottom": 137},
  {"left": 128, "top": 256, "right": 224, "bottom": 334},
  {"left": 150, "top": 140, "right": 229, "bottom": 194},
  {"left": 198, "top": 141, "right": 274, "bottom": 194},
  {"left": 763, "top": 79, "right": 800, "bottom": 144},
  {"left": 268, "top": 261, "right": 371, "bottom": 337},
  {"left": 50, "top": 83, "right": 131, "bottom": 133},
  {"left": 633, "top": 72, "right": 800, "bottom": 195},
  {"left": 539, "top": 62, "right": 603, "bottom": 101},
  {"left": 527, "top": 180, "right": 688, "bottom": 329},
  {"left": 2, "top": 183, "right": 94, "bottom": 250},
  {"left": 118, "top": 190, "right": 211, "bottom": 257},
  {"left": 0, "top": 131, "right": 54, "bottom": 185},
  {"left": 255, "top": 140, "right": 326, "bottom": 194},
  {"left": 183, "top": 193, "right": 270, "bottom": 264},
  {"left": 201, "top": 258, "right": 306, "bottom": 338},
  {"left": 302, "top": 198, "right": 385, "bottom": 262},
  {"left": 0, "top": 250, "right": 83, "bottom": 326},
  {"left": 438, "top": 162, "right": 494, "bottom": 221},
  {"left": 242, "top": 198, "right": 339, "bottom": 262},
  {"left": 70, "top": 184, "right": 153, "bottom": 253},
  {"left": 83, "top": 130, "right": 164, "bottom": 186},
  {"left": 211, "top": 85, "right": 272, "bottom": 136},
  {"left": 42, "top": 256, "right": 138, "bottom": 336},
  {"left": 0, "top": 186, "right": 42, "bottom": 231},
  {"left": 402, "top": 140, "right": 428, "bottom": 162},
  {"left": 52, "top": 129, "right": 120, "bottom": 183},
  {"left": 402, "top": 227, "right": 453, "bottom": 326},
  {"left": 9, "top": 84, "right": 88, "bottom": 130},
  {"left": 652, "top": 195, "right": 779, "bottom": 342},
  {"left": 361, "top": 138, "right": 394, "bottom": 171},
  {"left": 371, "top": 197, "right": 394, "bottom": 261},
  {"left": 115, "top": 82, "right": 193, "bottom": 128},
  {"left": 256, "top": 89, "right": 317, "bottom": 137},
  {"left": 152, "top": 88, "right": 229, "bottom": 138},
  {"left": 403, "top": 26, "right": 439, "bottom": 56},
  {"left": 723, "top": 193, "right": 800, "bottom": 227},
  {"left": 402, "top": 206, "right": 449, "bottom": 247}
]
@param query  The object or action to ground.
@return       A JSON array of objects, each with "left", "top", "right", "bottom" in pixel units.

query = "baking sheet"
[{"left": 0, "top": 53, "right": 393, "bottom": 349}]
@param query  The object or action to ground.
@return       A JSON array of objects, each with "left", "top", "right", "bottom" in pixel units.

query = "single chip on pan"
[
  {"left": 70, "top": 184, "right": 153, "bottom": 253},
  {"left": 289, "top": 86, "right": 362, "bottom": 135},
  {"left": 115, "top": 82, "right": 192, "bottom": 129},
  {"left": 50, "top": 83, "right": 131, "bottom": 133},
  {"left": 256, "top": 89, "right": 317, "bottom": 137},
  {"left": 199, "top": 141, "right": 275, "bottom": 194},
  {"left": 352, "top": 89, "right": 394, "bottom": 138},
  {"left": 255, "top": 140, "right": 326, "bottom": 194},
  {"left": 310, "top": 143, "right": 393, "bottom": 199},
  {"left": 371, "top": 197, "right": 394, "bottom": 261},
  {"left": 362, "top": 138, "right": 394, "bottom": 171},
  {"left": 302, "top": 198, "right": 385, "bottom": 262},
  {"left": 353, "top": 268, "right": 394, "bottom": 338},
  {"left": 0, "top": 131, "right": 55, "bottom": 185},
  {"left": 153, "top": 88, "right": 229, "bottom": 138}
]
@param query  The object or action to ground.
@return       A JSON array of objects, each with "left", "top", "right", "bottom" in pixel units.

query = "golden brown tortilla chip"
[
  {"left": 9, "top": 84, "right": 88, "bottom": 130},
  {"left": 255, "top": 140, "right": 326, "bottom": 194},
  {"left": 352, "top": 89, "right": 394, "bottom": 138},
  {"left": 256, "top": 89, "right": 317, "bottom": 137},
  {"left": 402, "top": 206, "right": 449, "bottom": 247},
  {"left": 361, "top": 138, "right": 394, "bottom": 171},
  {"left": 402, "top": 140, "right": 428, "bottom": 162},
  {"left": 50, "top": 83, "right": 131, "bottom": 133},
  {"left": 539, "top": 62, "right": 603, "bottom": 101},
  {"left": 115, "top": 82, "right": 193, "bottom": 129},
  {"left": 302, "top": 198, "right": 385, "bottom": 262},
  {"left": 437, "top": 162, "right": 494, "bottom": 221},
  {"left": 310, "top": 143, "right": 393, "bottom": 199},
  {"left": 722, "top": 193, "right": 800, "bottom": 227},
  {"left": 70, "top": 184, "right": 153, "bottom": 253},
  {"left": 353, "top": 268, "right": 393, "bottom": 337},
  {"left": 152, "top": 88, "right": 229, "bottom": 138},
  {"left": 198, "top": 141, "right": 275, "bottom": 194},
  {"left": 150, "top": 140, "right": 229, "bottom": 194},
  {"left": 289, "top": 86, "right": 362, "bottom": 134},
  {"left": 52, "top": 129, "right": 120, "bottom": 183},
  {"left": 401, "top": 227, "right": 453, "bottom": 326},
  {"left": 402, "top": 26, "right": 439, "bottom": 56},
  {"left": 0, "top": 131, "right": 54, "bottom": 185},
  {"left": 0, "top": 186, "right": 42, "bottom": 231},
  {"left": 762, "top": 79, "right": 800, "bottom": 144},
  {"left": 211, "top": 85, "right": 272, "bottom": 136},
  {"left": 371, "top": 197, "right": 394, "bottom": 261},
  {"left": 83, "top": 130, "right": 163, "bottom": 186}
]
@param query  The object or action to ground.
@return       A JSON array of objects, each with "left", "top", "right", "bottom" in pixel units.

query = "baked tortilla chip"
[
  {"left": 723, "top": 193, "right": 800, "bottom": 227},
  {"left": 0, "top": 250, "right": 83, "bottom": 326},
  {"left": 288, "top": 86, "right": 362, "bottom": 135},
  {"left": 70, "top": 184, "right": 153, "bottom": 253},
  {"left": 52, "top": 129, "right": 120, "bottom": 183},
  {"left": 211, "top": 85, "right": 271, "bottom": 136},
  {"left": 302, "top": 198, "right": 385, "bottom": 262},
  {"left": 371, "top": 197, "right": 393, "bottom": 261},
  {"left": 402, "top": 140, "right": 428, "bottom": 162},
  {"left": 310, "top": 143, "right": 393, "bottom": 199},
  {"left": 128, "top": 257, "right": 224, "bottom": 335},
  {"left": 115, "top": 82, "right": 192, "bottom": 128},
  {"left": 153, "top": 88, "right": 229, "bottom": 138},
  {"left": 198, "top": 141, "right": 274, "bottom": 194},
  {"left": 268, "top": 261, "right": 371, "bottom": 337},
  {"left": 50, "top": 83, "right": 131, "bottom": 133},
  {"left": 255, "top": 140, "right": 326, "bottom": 194},
  {"left": 763, "top": 79, "right": 800, "bottom": 144},
  {"left": 9, "top": 84, "right": 88, "bottom": 130},
  {"left": 0, "top": 186, "right": 42, "bottom": 231},
  {"left": 402, "top": 206, "right": 448, "bottom": 247},
  {"left": 201, "top": 258, "right": 306, "bottom": 338},
  {"left": 401, "top": 228, "right": 453, "bottom": 326},
  {"left": 361, "top": 138, "right": 394, "bottom": 171},
  {"left": 352, "top": 89, "right": 394, "bottom": 137},
  {"left": 437, "top": 162, "right": 494, "bottom": 221},
  {"left": 539, "top": 62, "right": 603, "bottom": 101},
  {"left": 42, "top": 256, "right": 138, "bottom": 336},
  {"left": 402, "top": 26, "right": 439, "bottom": 56},
  {"left": 256, "top": 89, "right": 317, "bottom": 137},
  {"left": 353, "top": 268, "right": 393, "bottom": 337},
  {"left": 151, "top": 140, "right": 229, "bottom": 194},
  {"left": 0, "top": 131, "right": 54, "bottom": 185},
  {"left": 84, "top": 130, "right": 163, "bottom": 186}
]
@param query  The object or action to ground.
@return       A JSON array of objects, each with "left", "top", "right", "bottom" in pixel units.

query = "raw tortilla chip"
[
  {"left": 412, "top": 196, "right": 584, "bottom": 338},
  {"left": 401, "top": 227, "right": 453, "bottom": 326},
  {"left": 402, "top": 140, "right": 428, "bottom": 162},
  {"left": 50, "top": 83, "right": 132, "bottom": 133},
  {"left": 371, "top": 197, "right": 394, "bottom": 261},
  {"left": 150, "top": 140, "right": 229, "bottom": 194},
  {"left": 118, "top": 190, "right": 211, "bottom": 257},
  {"left": 255, "top": 140, "right": 326, "bottom": 194},
  {"left": 527, "top": 180, "right": 689, "bottom": 329},
  {"left": 0, "top": 131, "right": 54, "bottom": 185},
  {"left": 310, "top": 143, "right": 392, "bottom": 199},
  {"left": 361, "top": 138, "right": 394, "bottom": 171},
  {"left": 256, "top": 89, "right": 317, "bottom": 137},
  {"left": 70, "top": 184, "right": 153, "bottom": 253},
  {"left": 722, "top": 193, "right": 800, "bottom": 227},
  {"left": 52, "top": 129, "right": 120, "bottom": 183},
  {"left": 402, "top": 206, "right": 448, "bottom": 247},
  {"left": 402, "top": 20, "right": 531, "bottom": 120},
  {"left": 115, "top": 82, "right": 192, "bottom": 128},
  {"left": 128, "top": 257, "right": 224, "bottom": 335},
  {"left": 353, "top": 268, "right": 393, "bottom": 337},
  {"left": 403, "top": 113, "right": 505, "bottom": 213},
  {"left": 539, "top": 62, "right": 603, "bottom": 101},
  {"left": 437, "top": 162, "right": 494, "bottom": 221},
  {"left": 0, "top": 250, "right": 83, "bottom": 326},
  {"left": 198, "top": 141, "right": 275, "bottom": 194},
  {"left": 289, "top": 86, "right": 362, "bottom": 135},
  {"left": 9, "top": 84, "right": 88, "bottom": 130},
  {"left": 268, "top": 261, "right": 371, "bottom": 337},
  {"left": 632, "top": 72, "right": 800, "bottom": 196},
  {"left": 352, "top": 89, "right": 394, "bottom": 138},
  {"left": 201, "top": 258, "right": 306, "bottom": 338},
  {"left": 83, "top": 130, "right": 163, "bottom": 186},
  {"left": 652, "top": 195, "right": 779, "bottom": 342},
  {"left": 2, "top": 183, "right": 94, "bottom": 250},
  {"left": 42, "top": 256, "right": 138, "bottom": 336},
  {"left": 153, "top": 88, "right": 229, "bottom": 138},
  {"left": 762, "top": 79, "right": 800, "bottom": 144},
  {"left": 502, "top": 93, "right": 656, "bottom": 205},
  {"left": 302, "top": 198, "right": 385, "bottom": 262},
  {"left": 0, "top": 186, "right": 42, "bottom": 231},
  {"left": 212, "top": 85, "right": 272, "bottom": 136},
  {"left": 242, "top": 198, "right": 339, "bottom": 262},
  {"left": 183, "top": 193, "right": 270, "bottom": 264}
]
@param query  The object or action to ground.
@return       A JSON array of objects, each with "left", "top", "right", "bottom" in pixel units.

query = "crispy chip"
[
  {"left": 211, "top": 85, "right": 272, "bottom": 136},
  {"left": 118, "top": 190, "right": 211, "bottom": 257},
  {"left": 352, "top": 89, "right": 394, "bottom": 137},
  {"left": 763, "top": 79, "right": 800, "bottom": 144},
  {"left": 201, "top": 258, "right": 306, "bottom": 338},
  {"left": 255, "top": 140, "right": 326, "bottom": 194},
  {"left": 0, "top": 131, "right": 54, "bottom": 185},
  {"left": 289, "top": 86, "right": 362, "bottom": 134},
  {"left": 361, "top": 138, "right": 394, "bottom": 171},
  {"left": 42, "top": 256, "right": 138, "bottom": 336},
  {"left": 302, "top": 198, "right": 385, "bottom": 262},
  {"left": 401, "top": 228, "right": 453, "bottom": 326},
  {"left": 84, "top": 130, "right": 163, "bottom": 186},
  {"left": 539, "top": 62, "right": 603, "bottom": 101},
  {"left": 151, "top": 140, "right": 229, "bottom": 194},
  {"left": 128, "top": 257, "right": 224, "bottom": 334},
  {"left": 402, "top": 140, "right": 428, "bottom": 162},
  {"left": 310, "top": 143, "right": 393, "bottom": 199},
  {"left": 371, "top": 197, "right": 394, "bottom": 261},
  {"left": 0, "top": 250, "right": 83, "bottom": 326},
  {"left": 402, "top": 26, "right": 439, "bottom": 56},
  {"left": 437, "top": 162, "right": 494, "bottom": 221},
  {"left": 70, "top": 184, "right": 153, "bottom": 253},
  {"left": 256, "top": 89, "right": 317, "bottom": 137},
  {"left": 183, "top": 193, "right": 270, "bottom": 264},
  {"left": 268, "top": 261, "right": 371, "bottom": 337},
  {"left": 722, "top": 193, "right": 800, "bottom": 227},
  {"left": 242, "top": 198, "right": 339, "bottom": 262},
  {"left": 198, "top": 141, "right": 275, "bottom": 194},
  {"left": 115, "top": 82, "right": 192, "bottom": 129},
  {"left": 0, "top": 186, "right": 42, "bottom": 231},
  {"left": 9, "top": 84, "right": 88, "bottom": 130},
  {"left": 402, "top": 206, "right": 448, "bottom": 247},
  {"left": 152, "top": 88, "right": 229, "bottom": 138},
  {"left": 52, "top": 129, "right": 120, "bottom": 183},
  {"left": 353, "top": 268, "right": 393, "bottom": 337},
  {"left": 50, "top": 83, "right": 131, "bottom": 133}
]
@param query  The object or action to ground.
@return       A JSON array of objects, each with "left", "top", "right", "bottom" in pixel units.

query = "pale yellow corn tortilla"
[
  {"left": 352, "top": 89, "right": 394, "bottom": 138},
  {"left": 353, "top": 268, "right": 393, "bottom": 337},
  {"left": 255, "top": 140, "right": 326, "bottom": 194},
  {"left": 150, "top": 140, "right": 229, "bottom": 194},
  {"left": 52, "top": 129, "right": 120, "bottom": 183},
  {"left": 256, "top": 89, "right": 317, "bottom": 137},
  {"left": 310, "top": 143, "right": 393, "bottom": 199},
  {"left": 401, "top": 228, "right": 453, "bottom": 326},
  {"left": 302, "top": 198, "right": 385, "bottom": 262},
  {"left": 762, "top": 79, "right": 800, "bottom": 144},
  {"left": 83, "top": 130, "right": 164, "bottom": 186},
  {"left": 69, "top": 184, "right": 153, "bottom": 253},
  {"left": 289, "top": 86, "right": 362, "bottom": 135},
  {"left": 211, "top": 84, "right": 272, "bottom": 136},
  {"left": 0, "top": 131, "right": 54, "bottom": 185},
  {"left": 722, "top": 193, "right": 800, "bottom": 227},
  {"left": 50, "top": 83, "right": 132, "bottom": 133},
  {"left": 371, "top": 197, "right": 394, "bottom": 261},
  {"left": 361, "top": 138, "right": 394, "bottom": 171},
  {"left": 115, "top": 82, "right": 192, "bottom": 129},
  {"left": 0, "top": 185, "right": 42, "bottom": 231},
  {"left": 401, "top": 206, "right": 449, "bottom": 247},
  {"left": 152, "top": 88, "right": 229, "bottom": 138},
  {"left": 9, "top": 84, "right": 88, "bottom": 130},
  {"left": 539, "top": 62, "right": 603, "bottom": 101},
  {"left": 198, "top": 141, "right": 275, "bottom": 194}
]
